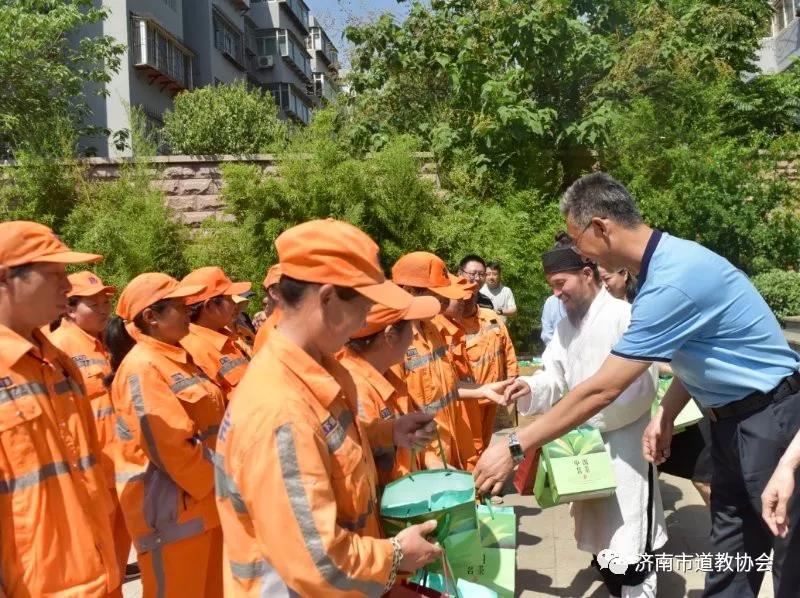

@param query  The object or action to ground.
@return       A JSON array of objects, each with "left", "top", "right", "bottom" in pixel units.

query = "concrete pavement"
[{"left": 122, "top": 475, "right": 775, "bottom": 598}]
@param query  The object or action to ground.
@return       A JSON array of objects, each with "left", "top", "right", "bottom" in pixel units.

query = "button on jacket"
[
  {"left": 110, "top": 331, "right": 226, "bottom": 558},
  {"left": 180, "top": 323, "right": 250, "bottom": 399},
  {"left": 0, "top": 324, "right": 119, "bottom": 596},
  {"left": 215, "top": 332, "right": 393, "bottom": 597}
]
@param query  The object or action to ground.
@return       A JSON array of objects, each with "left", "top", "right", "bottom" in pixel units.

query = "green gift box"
[
  {"left": 380, "top": 469, "right": 478, "bottom": 543},
  {"left": 534, "top": 425, "right": 616, "bottom": 509},
  {"left": 652, "top": 375, "right": 704, "bottom": 433},
  {"left": 477, "top": 504, "right": 515, "bottom": 550},
  {"left": 412, "top": 547, "right": 515, "bottom": 598}
]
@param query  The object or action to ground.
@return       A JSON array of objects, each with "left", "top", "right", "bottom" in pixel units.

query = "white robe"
[{"left": 518, "top": 288, "right": 668, "bottom": 563}]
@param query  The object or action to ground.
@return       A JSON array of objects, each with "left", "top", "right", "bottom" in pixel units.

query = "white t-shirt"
[{"left": 480, "top": 285, "right": 516, "bottom": 322}]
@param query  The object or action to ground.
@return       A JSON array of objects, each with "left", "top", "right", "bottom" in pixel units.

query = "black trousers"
[{"left": 704, "top": 385, "right": 800, "bottom": 597}]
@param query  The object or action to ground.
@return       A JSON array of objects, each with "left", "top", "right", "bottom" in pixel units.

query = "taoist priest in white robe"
[{"left": 511, "top": 235, "right": 667, "bottom": 598}]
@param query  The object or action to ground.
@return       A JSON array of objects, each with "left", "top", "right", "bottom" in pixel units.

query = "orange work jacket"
[
  {"left": 338, "top": 346, "right": 417, "bottom": 486},
  {"left": 0, "top": 324, "right": 120, "bottom": 596},
  {"left": 110, "top": 330, "right": 225, "bottom": 559},
  {"left": 50, "top": 318, "right": 116, "bottom": 488},
  {"left": 215, "top": 332, "right": 393, "bottom": 597},
  {"left": 433, "top": 314, "right": 481, "bottom": 470},
  {"left": 252, "top": 309, "right": 281, "bottom": 355},
  {"left": 180, "top": 323, "right": 250, "bottom": 399},
  {"left": 391, "top": 318, "right": 475, "bottom": 471},
  {"left": 461, "top": 307, "right": 519, "bottom": 452}
]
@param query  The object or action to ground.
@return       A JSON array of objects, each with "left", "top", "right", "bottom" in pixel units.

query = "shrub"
[
  {"left": 162, "top": 82, "right": 287, "bottom": 155},
  {"left": 752, "top": 270, "right": 800, "bottom": 322},
  {"left": 61, "top": 163, "right": 189, "bottom": 291}
]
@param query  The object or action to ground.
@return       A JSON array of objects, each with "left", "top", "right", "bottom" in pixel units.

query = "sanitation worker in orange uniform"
[
  {"left": 107, "top": 273, "right": 226, "bottom": 598},
  {"left": 252, "top": 264, "right": 282, "bottom": 354},
  {"left": 214, "top": 219, "right": 443, "bottom": 597},
  {"left": 180, "top": 266, "right": 252, "bottom": 400},
  {"left": 50, "top": 270, "right": 134, "bottom": 583},
  {"left": 0, "top": 222, "right": 121, "bottom": 597},
  {"left": 338, "top": 296, "right": 442, "bottom": 487}
]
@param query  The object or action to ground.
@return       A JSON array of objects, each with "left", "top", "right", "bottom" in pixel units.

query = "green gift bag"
[
  {"left": 534, "top": 425, "right": 616, "bottom": 508},
  {"left": 652, "top": 375, "right": 704, "bottom": 433}
]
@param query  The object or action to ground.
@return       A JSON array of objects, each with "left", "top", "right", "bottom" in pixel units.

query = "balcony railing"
[
  {"left": 131, "top": 16, "right": 194, "bottom": 92},
  {"left": 307, "top": 27, "right": 339, "bottom": 68},
  {"left": 313, "top": 73, "right": 337, "bottom": 103},
  {"left": 270, "top": 83, "right": 311, "bottom": 124}
]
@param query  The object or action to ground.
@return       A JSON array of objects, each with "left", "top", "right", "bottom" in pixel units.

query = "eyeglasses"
[
  {"left": 570, "top": 222, "right": 592, "bottom": 255},
  {"left": 459, "top": 269, "right": 486, "bottom": 280}
]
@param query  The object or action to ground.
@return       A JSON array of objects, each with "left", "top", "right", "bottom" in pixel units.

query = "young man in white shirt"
[{"left": 481, "top": 261, "right": 516, "bottom": 323}]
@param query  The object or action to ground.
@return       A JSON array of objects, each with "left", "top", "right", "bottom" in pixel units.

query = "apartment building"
[
  {"left": 82, "top": 0, "right": 338, "bottom": 156},
  {"left": 757, "top": 0, "right": 800, "bottom": 74}
]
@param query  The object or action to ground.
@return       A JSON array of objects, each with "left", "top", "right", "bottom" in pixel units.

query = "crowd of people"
[{"left": 1, "top": 172, "right": 799, "bottom": 598}]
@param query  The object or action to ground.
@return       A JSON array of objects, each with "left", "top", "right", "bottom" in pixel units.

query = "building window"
[
  {"left": 213, "top": 9, "right": 244, "bottom": 66},
  {"left": 257, "top": 29, "right": 311, "bottom": 81},
  {"left": 269, "top": 83, "right": 311, "bottom": 124},
  {"left": 131, "top": 16, "right": 194, "bottom": 92},
  {"left": 773, "top": 0, "right": 799, "bottom": 35},
  {"left": 280, "top": 0, "right": 309, "bottom": 30}
]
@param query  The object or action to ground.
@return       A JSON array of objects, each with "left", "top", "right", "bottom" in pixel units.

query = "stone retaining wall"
[{"left": 82, "top": 153, "right": 438, "bottom": 226}]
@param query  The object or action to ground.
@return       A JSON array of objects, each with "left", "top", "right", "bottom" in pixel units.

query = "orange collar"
[
  {"left": 188, "top": 323, "right": 230, "bottom": 352},
  {"left": 59, "top": 318, "right": 105, "bottom": 352},
  {"left": 0, "top": 322, "right": 37, "bottom": 370},
  {"left": 129, "top": 325, "right": 188, "bottom": 364},
  {"left": 269, "top": 331, "right": 345, "bottom": 409},
  {"left": 339, "top": 346, "right": 395, "bottom": 403}
]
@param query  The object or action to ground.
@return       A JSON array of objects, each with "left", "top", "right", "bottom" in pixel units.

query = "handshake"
[{"left": 478, "top": 378, "right": 531, "bottom": 407}]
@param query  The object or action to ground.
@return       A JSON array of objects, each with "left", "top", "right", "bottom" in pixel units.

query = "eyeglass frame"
[{"left": 458, "top": 268, "right": 486, "bottom": 281}]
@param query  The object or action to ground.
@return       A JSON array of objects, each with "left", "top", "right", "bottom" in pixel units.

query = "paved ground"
[
  {"left": 511, "top": 473, "right": 774, "bottom": 597},
  {"left": 122, "top": 473, "right": 774, "bottom": 597}
]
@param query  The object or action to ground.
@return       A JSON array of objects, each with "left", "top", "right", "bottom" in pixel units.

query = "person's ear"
[
  {"left": 384, "top": 324, "right": 399, "bottom": 347},
  {"left": 318, "top": 284, "right": 335, "bottom": 307},
  {"left": 593, "top": 217, "right": 612, "bottom": 240},
  {"left": 139, "top": 306, "right": 158, "bottom": 330}
]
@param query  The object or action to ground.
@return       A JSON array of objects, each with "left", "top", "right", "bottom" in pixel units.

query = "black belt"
[{"left": 708, "top": 370, "right": 800, "bottom": 422}]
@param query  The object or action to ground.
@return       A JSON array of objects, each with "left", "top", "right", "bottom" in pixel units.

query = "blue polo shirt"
[{"left": 612, "top": 231, "right": 799, "bottom": 407}]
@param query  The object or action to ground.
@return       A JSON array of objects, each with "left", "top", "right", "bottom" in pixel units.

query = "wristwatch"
[{"left": 507, "top": 432, "right": 525, "bottom": 465}]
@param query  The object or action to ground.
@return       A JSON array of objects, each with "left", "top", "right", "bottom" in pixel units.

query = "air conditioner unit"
[{"left": 257, "top": 55, "right": 274, "bottom": 69}]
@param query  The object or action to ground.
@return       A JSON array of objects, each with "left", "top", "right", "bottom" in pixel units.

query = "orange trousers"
[
  {"left": 138, "top": 527, "right": 223, "bottom": 598},
  {"left": 110, "top": 492, "right": 132, "bottom": 581},
  {"left": 479, "top": 402, "right": 499, "bottom": 452}
]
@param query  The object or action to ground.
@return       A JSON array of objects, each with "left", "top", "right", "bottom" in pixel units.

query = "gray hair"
[{"left": 560, "top": 172, "right": 644, "bottom": 229}]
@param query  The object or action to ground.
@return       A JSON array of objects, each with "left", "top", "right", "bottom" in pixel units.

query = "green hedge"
[{"left": 752, "top": 270, "right": 800, "bottom": 322}]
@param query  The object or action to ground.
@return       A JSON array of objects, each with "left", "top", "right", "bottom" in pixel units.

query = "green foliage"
[
  {"left": 0, "top": 120, "right": 82, "bottom": 228},
  {"left": 61, "top": 162, "right": 189, "bottom": 292},
  {"left": 0, "top": 0, "right": 124, "bottom": 150},
  {"left": 162, "top": 82, "right": 288, "bottom": 155},
  {"left": 752, "top": 270, "right": 800, "bottom": 321}
]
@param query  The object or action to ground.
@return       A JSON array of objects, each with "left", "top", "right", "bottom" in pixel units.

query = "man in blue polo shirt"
[{"left": 474, "top": 172, "right": 800, "bottom": 598}]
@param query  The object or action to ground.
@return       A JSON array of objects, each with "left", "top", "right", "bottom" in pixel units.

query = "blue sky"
[{"left": 313, "top": 0, "right": 413, "bottom": 66}]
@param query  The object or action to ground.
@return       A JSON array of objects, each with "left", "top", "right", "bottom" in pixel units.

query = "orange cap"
[
  {"left": 262, "top": 264, "right": 282, "bottom": 289},
  {"left": 67, "top": 271, "right": 116, "bottom": 297},
  {"left": 116, "top": 273, "right": 205, "bottom": 321},
  {"left": 0, "top": 221, "right": 101, "bottom": 268},
  {"left": 352, "top": 295, "right": 441, "bottom": 339},
  {"left": 275, "top": 219, "right": 412, "bottom": 310},
  {"left": 456, "top": 276, "right": 479, "bottom": 300},
  {"left": 391, "top": 252, "right": 466, "bottom": 300},
  {"left": 180, "top": 267, "right": 252, "bottom": 305}
]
